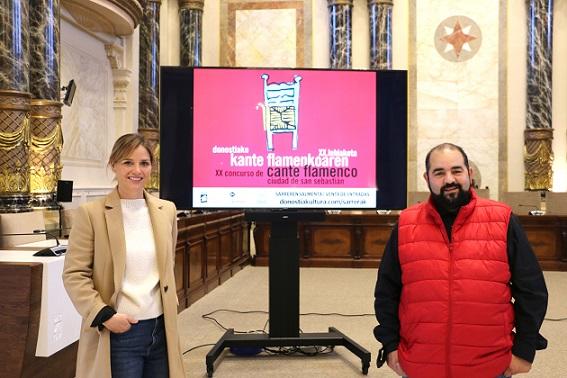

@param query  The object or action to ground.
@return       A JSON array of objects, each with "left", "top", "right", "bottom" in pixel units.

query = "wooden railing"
[
  {"left": 175, "top": 211, "right": 251, "bottom": 310},
  {"left": 253, "top": 212, "right": 567, "bottom": 271}
]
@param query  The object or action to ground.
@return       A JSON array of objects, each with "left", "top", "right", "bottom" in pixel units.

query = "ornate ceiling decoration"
[{"left": 62, "top": 0, "right": 143, "bottom": 36}]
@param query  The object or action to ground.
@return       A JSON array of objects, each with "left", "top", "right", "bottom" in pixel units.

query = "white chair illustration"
[{"left": 256, "top": 74, "right": 302, "bottom": 151}]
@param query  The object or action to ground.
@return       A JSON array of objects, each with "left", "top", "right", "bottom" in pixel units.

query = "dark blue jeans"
[{"left": 110, "top": 315, "right": 169, "bottom": 378}]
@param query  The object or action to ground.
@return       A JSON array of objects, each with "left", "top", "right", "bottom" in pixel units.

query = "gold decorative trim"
[
  {"left": 0, "top": 91, "right": 31, "bottom": 151},
  {"left": 0, "top": 166, "right": 30, "bottom": 193},
  {"left": 368, "top": 0, "right": 393, "bottom": 5},
  {"left": 524, "top": 128, "right": 554, "bottom": 190},
  {"left": 138, "top": 128, "right": 160, "bottom": 190},
  {"left": 0, "top": 90, "right": 32, "bottom": 111},
  {"left": 29, "top": 99, "right": 63, "bottom": 195},
  {"left": 0, "top": 90, "right": 31, "bottom": 195},
  {"left": 148, "top": 142, "right": 160, "bottom": 190},
  {"left": 30, "top": 100, "right": 63, "bottom": 119},
  {"left": 30, "top": 99, "right": 63, "bottom": 107},
  {"left": 29, "top": 163, "right": 63, "bottom": 194},
  {"left": 179, "top": 0, "right": 204, "bottom": 11},
  {"left": 327, "top": 0, "right": 353, "bottom": 7},
  {"left": 0, "top": 116, "right": 29, "bottom": 151},
  {"left": 30, "top": 127, "right": 62, "bottom": 153}
]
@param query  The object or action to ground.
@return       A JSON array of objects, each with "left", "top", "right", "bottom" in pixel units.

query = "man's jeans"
[{"left": 110, "top": 315, "right": 169, "bottom": 378}]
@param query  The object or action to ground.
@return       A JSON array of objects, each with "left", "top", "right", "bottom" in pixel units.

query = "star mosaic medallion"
[{"left": 434, "top": 15, "right": 482, "bottom": 62}]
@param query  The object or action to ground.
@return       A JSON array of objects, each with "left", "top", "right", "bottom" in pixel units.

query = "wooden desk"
[
  {"left": 14, "top": 239, "right": 68, "bottom": 249},
  {"left": 253, "top": 212, "right": 567, "bottom": 271},
  {"left": 0, "top": 253, "right": 79, "bottom": 378},
  {"left": 515, "top": 215, "right": 567, "bottom": 270}
]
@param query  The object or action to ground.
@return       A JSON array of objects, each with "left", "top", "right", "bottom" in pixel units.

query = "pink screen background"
[{"left": 193, "top": 68, "right": 377, "bottom": 188}]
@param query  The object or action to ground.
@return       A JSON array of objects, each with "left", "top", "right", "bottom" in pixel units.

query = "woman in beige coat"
[{"left": 63, "top": 134, "right": 185, "bottom": 378}]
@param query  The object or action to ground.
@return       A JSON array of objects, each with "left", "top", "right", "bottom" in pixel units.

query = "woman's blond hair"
[{"left": 108, "top": 133, "right": 154, "bottom": 167}]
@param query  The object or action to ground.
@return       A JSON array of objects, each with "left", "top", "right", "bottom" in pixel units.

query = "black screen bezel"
[{"left": 160, "top": 67, "right": 407, "bottom": 210}]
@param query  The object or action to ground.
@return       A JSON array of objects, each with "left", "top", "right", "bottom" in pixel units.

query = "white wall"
[
  {"left": 60, "top": 20, "right": 116, "bottom": 189},
  {"left": 60, "top": 10, "right": 140, "bottom": 204},
  {"left": 160, "top": 1, "right": 180, "bottom": 66}
]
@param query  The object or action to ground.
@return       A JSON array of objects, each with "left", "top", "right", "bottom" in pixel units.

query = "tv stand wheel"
[{"left": 362, "top": 361, "right": 370, "bottom": 375}]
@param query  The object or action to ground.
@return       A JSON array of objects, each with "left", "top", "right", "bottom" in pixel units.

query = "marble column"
[
  {"left": 327, "top": 0, "right": 353, "bottom": 69},
  {"left": 368, "top": 0, "right": 392, "bottom": 70},
  {"left": 139, "top": 0, "right": 161, "bottom": 190},
  {"left": 0, "top": 0, "right": 32, "bottom": 212},
  {"left": 28, "top": 0, "right": 62, "bottom": 209},
  {"left": 524, "top": 0, "right": 553, "bottom": 190},
  {"left": 179, "top": 0, "right": 204, "bottom": 67},
  {"left": 29, "top": 0, "right": 59, "bottom": 101}
]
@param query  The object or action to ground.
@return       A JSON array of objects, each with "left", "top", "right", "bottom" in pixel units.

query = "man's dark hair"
[{"left": 425, "top": 143, "right": 470, "bottom": 173}]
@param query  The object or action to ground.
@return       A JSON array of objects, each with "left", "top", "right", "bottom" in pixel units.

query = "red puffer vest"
[{"left": 397, "top": 190, "right": 514, "bottom": 378}]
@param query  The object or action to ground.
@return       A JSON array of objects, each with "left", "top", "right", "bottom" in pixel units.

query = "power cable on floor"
[
  {"left": 183, "top": 308, "right": 567, "bottom": 356},
  {"left": 183, "top": 343, "right": 216, "bottom": 355},
  {"left": 183, "top": 308, "right": 374, "bottom": 356},
  {"left": 201, "top": 309, "right": 270, "bottom": 334}
]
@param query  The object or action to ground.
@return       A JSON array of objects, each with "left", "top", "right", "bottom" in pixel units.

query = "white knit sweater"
[{"left": 116, "top": 199, "right": 163, "bottom": 320}]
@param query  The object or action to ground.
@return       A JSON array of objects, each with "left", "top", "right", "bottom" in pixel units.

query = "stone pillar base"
[
  {"left": 0, "top": 195, "right": 33, "bottom": 213},
  {"left": 29, "top": 193, "right": 59, "bottom": 209}
]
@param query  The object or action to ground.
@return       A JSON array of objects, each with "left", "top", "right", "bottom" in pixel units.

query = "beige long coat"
[{"left": 63, "top": 189, "right": 185, "bottom": 378}]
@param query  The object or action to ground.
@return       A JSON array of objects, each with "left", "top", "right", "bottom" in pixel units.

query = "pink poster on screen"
[{"left": 193, "top": 68, "right": 376, "bottom": 191}]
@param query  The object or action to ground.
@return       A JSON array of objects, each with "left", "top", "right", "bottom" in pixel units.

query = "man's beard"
[{"left": 429, "top": 183, "right": 471, "bottom": 213}]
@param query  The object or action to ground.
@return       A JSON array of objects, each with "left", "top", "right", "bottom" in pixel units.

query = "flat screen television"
[{"left": 160, "top": 67, "right": 407, "bottom": 210}]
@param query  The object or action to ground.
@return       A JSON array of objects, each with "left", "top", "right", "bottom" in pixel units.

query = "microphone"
[
  {"left": 1, "top": 229, "right": 67, "bottom": 256},
  {"left": 517, "top": 204, "right": 545, "bottom": 216},
  {"left": 32, "top": 229, "right": 67, "bottom": 256}
]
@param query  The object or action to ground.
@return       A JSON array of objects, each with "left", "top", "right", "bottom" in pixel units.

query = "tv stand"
[{"left": 205, "top": 212, "right": 371, "bottom": 377}]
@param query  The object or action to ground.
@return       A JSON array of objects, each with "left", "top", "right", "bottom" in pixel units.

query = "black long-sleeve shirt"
[{"left": 373, "top": 213, "right": 548, "bottom": 365}]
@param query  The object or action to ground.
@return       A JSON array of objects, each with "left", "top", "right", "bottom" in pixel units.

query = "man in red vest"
[{"left": 374, "top": 143, "right": 548, "bottom": 378}]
